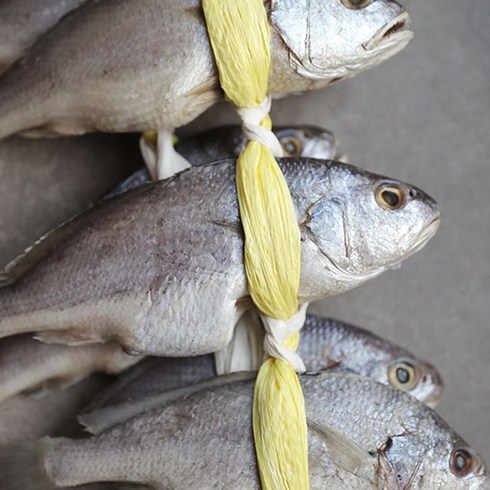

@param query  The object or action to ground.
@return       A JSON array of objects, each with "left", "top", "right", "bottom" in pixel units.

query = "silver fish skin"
[
  {"left": 108, "top": 125, "right": 339, "bottom": 197},
  {"left": 0, "top": 134, "right": 142, "bottom": 266},
  {"left": 0, "top": 158, "right": 440, "bottom": 356},
  {"left": 0, "top": 0, "right": 412, "bottom": 140},
  {"left": 0, "top": 0, "right": 86, "bottom": 73},
  {"left": 83, "top": 314, "right": 444, "bottom": 413},
  {"left": 301, "top": 316, "right": 444, "bottom": 407},
  {"left": 0, "top": 335, "right": 142, "bottom": 406},
  {"left": 1, "top": 374, "right": 487, "bottom": 489},
  {"left": 0, "top": 376, "right": 110, "bottom": 446}
]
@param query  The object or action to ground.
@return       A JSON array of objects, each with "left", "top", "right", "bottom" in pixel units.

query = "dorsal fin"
[
  {"left": 0, "top": 214, "right": 78, "bottom": 287},
  {"left": 79, "top": 371, "right": 256, "bottom": 435},
  {"left": 0, "top": 180, "right": 153, "bottom": 288}
]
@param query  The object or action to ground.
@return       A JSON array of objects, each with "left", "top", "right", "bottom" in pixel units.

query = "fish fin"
[
  {"left": 19, "top": 120, "right": 87, "bottom": 138},
  {"left": 83, "top": 358, "right": 161, "bottom": 413},
  {"left": 33, "top": 331, "right": 103, "bottom": 346},
  {"left": 80, "top": 371, "right": 256, "bottom": 435},
  {"left": 185, "top": 78, "right": 220, "bottom": 108},
  {"left": 0, "top": 439, "right": 53, "bottom": 490},
  {"left": 104, "top": 168, "right": 152, "bottom": 199},
  {"left": 0, "top": 214, "right": 79, "bottom": 288},
  {"left": 307, "top": 418, "right": 376, "bottom": 480},
  {"left": 376, "top": 450, "right": 402, "bottom": 490},
  {"left": 23, "top": 376, "right": 85, "bottom": 399}
]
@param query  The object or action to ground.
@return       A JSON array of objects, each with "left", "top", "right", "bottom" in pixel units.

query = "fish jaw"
[
  {"left": 363, "top": 11, "right": 413, "bottom": 51},
  {"left": 270, "top": 1, "right": 414, "bottom": 83}
]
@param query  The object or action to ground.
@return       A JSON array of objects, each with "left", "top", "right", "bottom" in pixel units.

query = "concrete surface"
[{"left": 0, "top": 0, "right": 488, "bottom": 470}]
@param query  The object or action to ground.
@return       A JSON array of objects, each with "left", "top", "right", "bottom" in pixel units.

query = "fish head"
[
  {"left": 275, "top": 126, "right": 337, "bottom": 159},
  {"left": 378, "top": 433, "right": 490, "bottom": 489},
  {"left": 304, "top": 162, "right": 440, "bottom": 283},
  {"left": 270, "top": 0, "right": 413, "bottom": 81},
  {"left": 384, "top": 358, "right": 444, "bottom": 407}
]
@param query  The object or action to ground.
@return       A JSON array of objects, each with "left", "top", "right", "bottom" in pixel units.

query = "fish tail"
[{"left": 0, "top": 439, "right": 54, "bottom": 490}]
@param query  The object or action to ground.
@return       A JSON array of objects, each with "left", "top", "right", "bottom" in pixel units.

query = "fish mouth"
[
  {"left": 363, "top": 12, "right": 413, "bottom": 51},
  {"left": 412, "top": 215, "right": 441, "bottom": 252}
]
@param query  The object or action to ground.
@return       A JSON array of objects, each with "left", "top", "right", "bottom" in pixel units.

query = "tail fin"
[{"left": 0, "top": 439, "right": 54, "bottom": 490}]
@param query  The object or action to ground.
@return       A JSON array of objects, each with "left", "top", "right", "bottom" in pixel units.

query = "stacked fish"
[{"left": 0, "top": 1, "right": 486, "bottom": 489}]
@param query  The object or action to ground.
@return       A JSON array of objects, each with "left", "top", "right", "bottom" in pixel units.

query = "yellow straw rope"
[
  {"left": 143, "top": 131, "right": 179, "bottom": 146},
  {"left": 203, "top": 1, "right": 308, "bottom": 489}
]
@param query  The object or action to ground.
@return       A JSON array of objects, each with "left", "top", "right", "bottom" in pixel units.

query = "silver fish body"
[
  {"left": 0, "top": 0, "right": 86, "bottom": 73},
  {"left": 0, "top": 0, "right": 412, "bottom": 140},
  {"left": 84, "top": 314, "right": 443, "bottom": 413},
  {"left": 0, "top": 158, "right": 439, "bottom": 356},
  {"left": 109, "top": 125, "right": 339, "bottom": 197},
  {"left": 0, "top": 335, "right": 141, "bottom": 406},
  {"left": 1, "top": 374, "right": 486, "bottom": 489}
]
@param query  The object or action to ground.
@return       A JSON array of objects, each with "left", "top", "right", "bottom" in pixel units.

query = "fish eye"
[
  {"left": 280, "top": 135, "right": 303, "bottom": 156},
  {"left": 450, "top": 448, "right": 474, "bottom": 477},
  {"left": 375, "top": 184, "right": 407, "bottom": 211},
  {"left": 387, "top": 361, "right": 419, "bottom": 391},
  {"left": 340, "top": 0, "right": 372, "bottom": 9}
]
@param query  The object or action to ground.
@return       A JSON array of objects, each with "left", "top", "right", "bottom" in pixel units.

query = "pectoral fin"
[{"left": 307, "top": 418, "right": 376, "bottom": 482}]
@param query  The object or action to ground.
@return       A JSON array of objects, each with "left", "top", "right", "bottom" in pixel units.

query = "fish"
[
  {"left": 109, "top": 125, "right": 340, "bottom": 197},
  {"left": 0, "top": 158, "right": 440, "bottom": 356},
  {"left": 0, "top": 335, "right": 142, "bottom": 406},
  {"left": 0, "top": 376, "right": 110, "bottom": 446},
  {"left": 0, "top": 126, "right": 333, "bottom": 262},
  {"left": 0, "top": 0, "right": 412, "bottom": 140},
  {"left": 0, "top": 0, "right": 86, "bottom": 73},
  {"left": 1, "top": 373, "right": 486, "bottom": 489},
  {"left": 0, "top": 134, "right": 142, "bottom": 266},
  {"left": 83, "top": 313, "right": 443, "bottom": 415}
]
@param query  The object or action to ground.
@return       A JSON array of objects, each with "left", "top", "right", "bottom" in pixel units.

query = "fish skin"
[
  {"left": 108, "top": 125, "right": 339, "bottom": 198},
  {"left": 0, "top": 158, "right": 440, "bottom": 356},
  {"left": 300, "top": 315, "right": 444, "bottom": 407},
  {"left": 0, "top": 0, "right": 412, "bottom": 139},
  {"left": 0, "top": 335, "right": 142, "bottom": 406},
  {"left": 0, "top": 0, "right": 86, "bottom": 73},
  {"left": 0, "top": 376, "right": 110, "bottom": 446},
  {"left": 1, "top": 373, "right": 487, "bottom": 489},
  {"left": 0, "top": 134, "right": 142, "bottom": 266},
  {"left": 83, "top": 314, "right": 444, "bottom": 413}
]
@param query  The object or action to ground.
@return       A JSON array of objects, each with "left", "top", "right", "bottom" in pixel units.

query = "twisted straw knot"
[
  {"left": 260, "top": 303, "right": 308, "bottom": 372},
  {"left": 237, "top": 96, "right": 284, "bottom": 158}
]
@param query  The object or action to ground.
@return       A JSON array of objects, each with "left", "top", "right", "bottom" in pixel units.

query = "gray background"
[
  {"left": 0, "top": 0, "right": 488, "bottom": 467},
  {"left": 186, "top": 0, "right": 490, "bottom": 461}
]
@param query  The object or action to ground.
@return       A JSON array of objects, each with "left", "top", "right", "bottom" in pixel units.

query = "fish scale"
[
  {"left": 0, "top": 158, "right": 439, "bottom": 357},
  {"left": 1, "top": 373, "right": 486, "bottom": 489}
]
